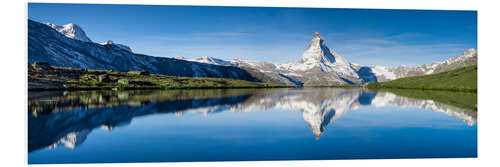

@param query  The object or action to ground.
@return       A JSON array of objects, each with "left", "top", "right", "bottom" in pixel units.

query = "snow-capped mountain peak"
[
  {"left": 300, "top": 32, "right": 349, "bottom": 66},
  {"left": 301, "top": 32, "right": 333, "bottom": 64},
  {"left": 275, "top": 32, "right": 362, "bottom": 85},
  {"left": 278, "top": 32, "right": 355, "bottom": 73},
  {"left": 460, "top": 48, "right": 476, "bottom": 59},
  {"left": 45, "top": 22, "right": 92, "bottom": 42}
]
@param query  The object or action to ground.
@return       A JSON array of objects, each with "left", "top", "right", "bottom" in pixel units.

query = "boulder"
[
  {"left": 32, "top": 62, "right": 53, "bottom": 70},
  {"left": 127, "top": 70, "right": 150, "bottom": 75},
  {"left": 117, "top": 78, "right": 129, "bottom": 84}
]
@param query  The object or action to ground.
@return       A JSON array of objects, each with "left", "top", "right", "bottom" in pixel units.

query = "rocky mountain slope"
[
  {"left": 28, "top": 19, "right": 259, "bottom": 82},
  {"left": 356, "top": 48, "right": 478, "bottom": 82},
  {"left": 176, "top": 56, "right": 301, "bottom": 85}
]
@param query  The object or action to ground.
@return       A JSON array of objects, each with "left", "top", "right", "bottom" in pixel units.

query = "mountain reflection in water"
[{"left": 28, "top": 88, "right": 476, "bottom": 152}]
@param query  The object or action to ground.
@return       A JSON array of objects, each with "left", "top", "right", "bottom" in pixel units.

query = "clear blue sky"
[{"left": 28, "top": 3, "right": 477, "bottom": 66}]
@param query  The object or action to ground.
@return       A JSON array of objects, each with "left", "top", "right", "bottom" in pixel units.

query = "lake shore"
[{"left": 28, "top": 63, "right": 292, "bottom": 91}]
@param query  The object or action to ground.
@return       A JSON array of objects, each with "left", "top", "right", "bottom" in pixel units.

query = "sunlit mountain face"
[{"left": 28, "top": 88, "right": 476, "bottom": 153}]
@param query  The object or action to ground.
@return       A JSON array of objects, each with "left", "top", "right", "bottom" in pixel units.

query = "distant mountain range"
[
  {"left": 28, "top": 19, "right": 477, "bottom": 86},
  {"left": 28, "top": 20, "right": 259, "bottom": 82}
]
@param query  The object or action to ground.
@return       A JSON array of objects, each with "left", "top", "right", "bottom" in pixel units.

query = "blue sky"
[{"left": 28, "top": 3, "right": 477, "bottom": 66}]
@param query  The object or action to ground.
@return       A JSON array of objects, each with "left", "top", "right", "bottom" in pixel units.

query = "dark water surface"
[{"left": 28, "top": 88, "right": 477, "bottom": 164}]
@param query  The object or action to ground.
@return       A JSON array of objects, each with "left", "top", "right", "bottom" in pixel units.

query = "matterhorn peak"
[
  {"left": 299, "top": 32, "right": 351, "bottom": 67},
  {"left": 275, "top": 32, "right": 361, "bottom": 84},
  {"left": 301, "top": 32, "right": 331, "bottom": 63},
  {"left": 45, "top": 22, "right": 92, "bottom": 42},
  {"left": 313, "top": 32, "right": 321, "bottom": 38}
]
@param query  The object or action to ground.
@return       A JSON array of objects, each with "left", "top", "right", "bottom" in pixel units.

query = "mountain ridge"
[
  {"left": 28, "top": 19, "right": 260, "bottom": 82},
  {"left": 365, "top": 65, "right": 477, "bottom": 92},
  {"left": 29, "top": 19, "right": 477, "bottom": 86}
]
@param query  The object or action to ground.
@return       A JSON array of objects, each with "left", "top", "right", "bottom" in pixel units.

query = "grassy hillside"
[
  {"left": 28, "top": 64, "right": 289, "bottom": 90},
  {"left": 365, "top": 65, "right": 477, "bottom": 92}
]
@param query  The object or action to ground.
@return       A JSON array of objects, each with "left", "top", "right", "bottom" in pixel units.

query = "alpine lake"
[{"left": 28, "top": 88, "right": 477, "bottom": 164}]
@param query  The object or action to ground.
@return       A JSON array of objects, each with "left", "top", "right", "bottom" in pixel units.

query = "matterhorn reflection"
[
  {"left": 28, "top": 88, "right": 476, "bottom": 152},
  {"left": 229, "top": 88, "right": 365, "bottom": 139}
]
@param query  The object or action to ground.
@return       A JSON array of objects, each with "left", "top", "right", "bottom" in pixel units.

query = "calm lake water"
[{"left": 28, "top": 88, "right": 477, "bottom": 164}]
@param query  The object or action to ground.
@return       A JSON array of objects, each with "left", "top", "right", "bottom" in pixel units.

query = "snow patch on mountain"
[
  {"left": 187, "top": 56, "right": 233, "bottom": 66},
  {"left": 29, "top": 19, "right": 259, "bottom": 82},
  {"left": 99, "top": 40, "right": 133, "bottom": 53},
  {"left": 45, "top": 22, "right": 92, "bottom": 42},
  {"left": 370, "top": 66, "right": 397, "bottom": 80}
]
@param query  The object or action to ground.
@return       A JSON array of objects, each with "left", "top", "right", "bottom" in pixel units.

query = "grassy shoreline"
[
  {"left": 28, "top": 85, "right": 292, "bottom": 91},
  {"left": 28, "top": 63, "right": 291, "bottom": 91}
]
